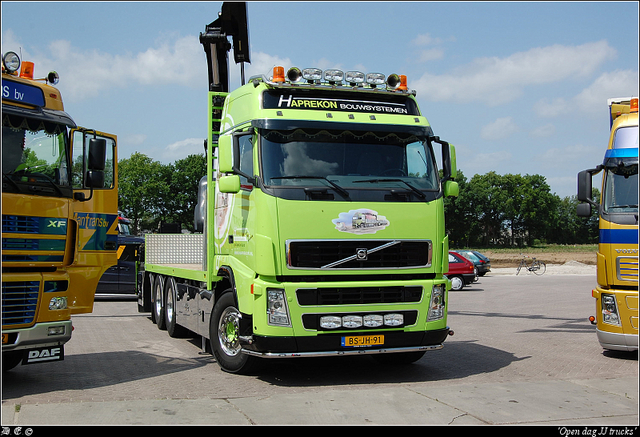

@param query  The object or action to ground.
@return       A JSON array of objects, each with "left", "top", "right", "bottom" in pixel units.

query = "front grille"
[
  {"left": 287, "top": 240, "right": 431, "bottom": 269},
  {"left": 3, "top": 215, "right": 41, "bottom": 234},
  {"left": 297, "top": 286, "right": 423, "bottom": 306},
  {"left": 617, "top": 256, "right": 638, "bottom": 282},
  {"left": 2, "top": 281, "right": 40, "bottom": 326}
]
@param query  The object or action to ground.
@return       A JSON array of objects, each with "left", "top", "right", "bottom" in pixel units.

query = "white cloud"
[
  {"left": 4, "top": 33, "right": 207, "bottom": 101},
  {"left": 481, "top": 117, "right": 519, "bottom": 140},
  {"left": 418, "top": 48, "right": 444, "bottom": 63},
  {"left": 162, "top": 137, "right": 205, "bottom": 161},
  {"left": 537, "top": 143, "right": 602, "bottom": 169},
  {"left": 413, "top": 40, "right": 616, "bottom": 105},
  {"left": 533, "top": 69, "right": 638, "bottom": 118},
  {"left": 572, "top": 69, "right": 639, "bottom": 114},
  {"left": 529, "top": 123, "right": 556, "bottom": 138}
]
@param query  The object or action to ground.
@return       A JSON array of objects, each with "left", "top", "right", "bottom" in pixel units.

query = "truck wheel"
[
  {"left": 153, "top": 275, "right": 166, "bottom": 330},
  {"left": 209, "top": 291, "right": 258, "bottom": 374},
  {"left": 165, "top": 277, "right": 189, "bottom": 338},
  {"left": 450, "top": 276, "right": 464, "bottom": 291}
]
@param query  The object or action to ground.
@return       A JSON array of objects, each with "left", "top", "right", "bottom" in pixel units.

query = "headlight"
[
  {"left": 267, "top": 289, "right": 291, "bottom": 326},
  {"left": 427, "top": 284, "right": 445, "bottom": 321},
  {"left": 601, "top": 294, "right": 621, "bottom": 326},
  {"left": 49, "top": 297, "right": 67, "bottom": 310},
  {"left": 320, "top": 316, "right": 342, "bottom": 329},
  {"left": 3, "top": 51, "right": 21, "bottom": 73},
  {"left": 383, "top": 313, "right": 404, "bottom": 326}
]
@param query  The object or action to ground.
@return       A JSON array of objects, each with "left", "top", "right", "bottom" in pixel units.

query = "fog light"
[
  {"left": 48, "top": 326, "right": 65, "bottom": 336},
  {"left": 49, "top": 297, "right": 67, "bottom": 310},
  {"left": 342, "top": 315, "right": 363, "bottom": 328},
  {"left": 320, "top": 316, "right": 342, "bottom": 329},
  {"left": 267, "top": 289, "right": 291, "bottom": 326},
  {"left": 384, "top": 313, "right": 404, "bottom": 326},
  {"left": 363, "top": 314, "right": 383, "bottom": 327}
]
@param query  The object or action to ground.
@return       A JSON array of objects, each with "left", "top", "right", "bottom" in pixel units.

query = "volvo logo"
[
  {"left": 356, "top": 248, "right": 368, "bottom": 261},
  {"left": 616, "top": 248, "right": 638, "bottom": 254}
]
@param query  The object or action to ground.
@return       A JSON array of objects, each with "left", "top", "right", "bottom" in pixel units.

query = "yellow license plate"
[
  {"left": 341, "top": 334, "right": 384, "bottom": 347},
  {"left": 2, "top": 333, "right": 9, "bottom": 345}
]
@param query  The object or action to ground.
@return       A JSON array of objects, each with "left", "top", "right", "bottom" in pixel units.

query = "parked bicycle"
[{"left": 516, "top": 255, "right": 546, "bottom": 275}]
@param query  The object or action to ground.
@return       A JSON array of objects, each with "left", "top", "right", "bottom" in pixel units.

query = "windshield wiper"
[
  {"left": 270, "top": 176, "right": 350, "bottom": 198},
  {"left": 353, "top": 178, "right": 426, "bottom": 199}
]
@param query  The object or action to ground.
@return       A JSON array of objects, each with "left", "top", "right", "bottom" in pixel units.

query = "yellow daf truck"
[
  {"left": 137, "top": 3, "right": 459, "bottom": 373},
  {"left": 578, "top": 96, "right": 638, "bottom": 352},
  {"left": 2, "top": 51, "right": 119, "bottom": 370}
]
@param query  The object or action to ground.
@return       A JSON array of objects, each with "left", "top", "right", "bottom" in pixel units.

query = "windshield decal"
[{"left": 332, "top": 209, "right": 389, "bottom": 234}]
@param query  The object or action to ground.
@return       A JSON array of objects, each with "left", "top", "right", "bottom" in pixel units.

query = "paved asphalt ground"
[{"left": 1, "top": 273, "right": 638, "bottom": 426}]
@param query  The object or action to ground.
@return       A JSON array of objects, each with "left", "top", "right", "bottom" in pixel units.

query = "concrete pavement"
[{"left": 2, "top": 375, "right": 638, "bottom": 425}]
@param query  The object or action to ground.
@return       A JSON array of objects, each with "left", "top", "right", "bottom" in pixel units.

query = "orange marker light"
[
  {"left": 398, "top": 75, "right": 408, "bottom": 91},
  {"left": 20, "top": 61, "right": 34, "bottom": 80},
  {"left": 631, "top": 98, "right": 638, "bottom": 113},
  {"left": 273, "top": 66, "right": 285, "bottom": 83}
]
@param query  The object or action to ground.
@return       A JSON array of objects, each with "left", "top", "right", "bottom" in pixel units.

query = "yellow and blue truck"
[
  {"left": 2, "top": 51, "right": 119, "bottom": 370},
  {"left": 578, "top": 96, "right": 638, "bottom": 352},
  {"left": 137, "top": 3, "right": 459, "bottom": 373}
]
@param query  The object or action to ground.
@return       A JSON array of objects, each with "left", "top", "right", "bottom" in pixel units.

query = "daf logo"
[{"left": 356, "top": 248, "right": 368, "bottom": 261}]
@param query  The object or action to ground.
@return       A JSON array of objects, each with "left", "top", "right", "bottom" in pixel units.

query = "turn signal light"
[{"left": 631, "top": 98, "right": 638, "bottom": 113}]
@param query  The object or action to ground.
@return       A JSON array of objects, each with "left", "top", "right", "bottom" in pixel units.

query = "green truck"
[{"left": 137, "top": 3, "right": 459, "bottom": 373}]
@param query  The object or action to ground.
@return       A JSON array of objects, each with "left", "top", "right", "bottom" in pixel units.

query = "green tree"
[
  {"left": 118, "top": 152, "right": 171, "bottom": 234},
  {"left": 166, "top": 154, "right": 206, "bottom": 232}
]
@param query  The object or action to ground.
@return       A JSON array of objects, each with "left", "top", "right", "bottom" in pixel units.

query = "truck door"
[{"left": 68, "top": 128, "right": 119, "bottom": 313}]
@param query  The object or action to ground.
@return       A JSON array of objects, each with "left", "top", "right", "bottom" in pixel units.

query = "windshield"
[
  {"left": 260, "top": 128, "right": 439, "bottom": 201},
  {"left": 603, "top": 158, "right": 638, "bottom": 214},
  {"left": 2, "top": 125, "right": 71, "bottom": 196}
]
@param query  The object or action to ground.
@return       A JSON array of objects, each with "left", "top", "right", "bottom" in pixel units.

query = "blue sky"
[{"left": 2, "top": 1, "right": 638, "bottom": 198}]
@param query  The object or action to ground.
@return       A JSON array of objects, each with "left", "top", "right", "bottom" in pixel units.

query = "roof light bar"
[
  {"left": 302, "top": 68, "right": 322, "bottom": 83},
  {"left": 323, "top": 69, "right": 344, "bottom": 85},
  {"left": 345, "top": 71, "right": 365, "bottom": 86},
  {"left": 366, "top": 72, "right": 385, "bottom": 88}
]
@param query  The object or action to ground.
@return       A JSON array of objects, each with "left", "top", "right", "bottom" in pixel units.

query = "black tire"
[
  {"left": 372, "top": 351, "right": 426, "bottom": 365},
  {"left": 532, "top": 261, "right": 546, "bottom": 275},
  {"left": 153, "top": 274, "right": 166, "bottom": 330},
  {"left": 209, "top": 291, "right": 259, "bottom": 374},
  {"left": 164, "top": 277, "right": 190, "bottom": 338},
  {"left": 2, "top": 351, "right": 23, "bottom": 372}
]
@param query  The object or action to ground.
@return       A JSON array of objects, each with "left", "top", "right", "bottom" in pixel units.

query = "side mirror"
[
  {"left": 577, "top": 170, "right": 592, "bottom": 203},
  {"left": 218, "top": 135, "right": 233, "bottom": 173},
  {"left": 219, "top": 174, "right": 240, "bottom": 193},
  {"left": 576, "top": 202, "right": 592, "bottom": 217},
  {"left": 88, "top": 138, "right": 106, "bottom": 171},
  {"left": 444, "top": 180, "right": 459, "bottom": 197}
]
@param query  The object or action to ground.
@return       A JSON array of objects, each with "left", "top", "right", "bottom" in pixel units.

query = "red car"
[{"left": 446, "top": 251, "right": 476, "bottom": 290}]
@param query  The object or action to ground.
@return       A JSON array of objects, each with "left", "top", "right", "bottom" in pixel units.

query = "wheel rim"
[
  {"left": 218, "top": 307, "right": 241, "bottom": 357},
  {"left": 166, "top": 285, "right": 174, "bottom": 322},
  {"left": 451, "top": 277, "right": 463, "bottom": 290},
  {"left": 154, "top": 282, "right": 162, "bottom": 316}
]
